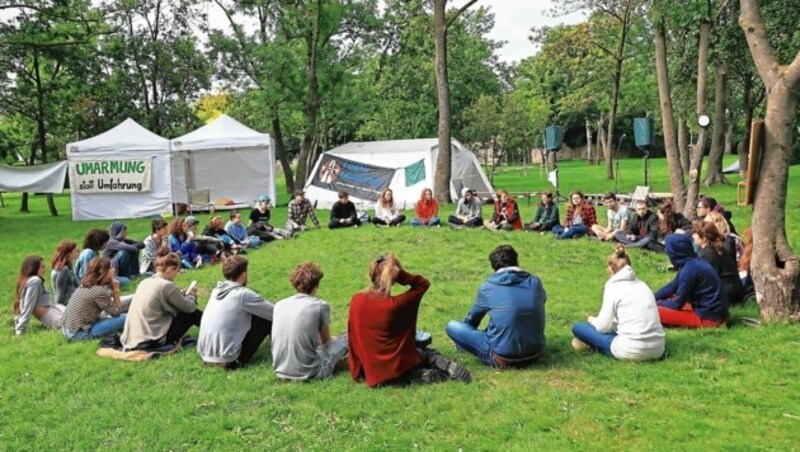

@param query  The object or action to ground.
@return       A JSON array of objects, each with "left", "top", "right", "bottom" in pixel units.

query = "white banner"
[
  {"left": 70, "top": 159, "right": 152, "bottom": 193},
  {"left": 0, "top": 161, "right": 68, "bottom": 193}
]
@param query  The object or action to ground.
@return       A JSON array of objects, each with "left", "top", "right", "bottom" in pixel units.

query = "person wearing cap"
[
  {"left": 448, "top": 188, "right": 483, "bottom": 228},
  {"left": 654, "top": 234, "right": 729, "bottom": 328},
  {"left": 286, "top": 189, "right": 321, "bottom": 232},
  {"left": 445, "top": 245, "right": 546, "bottom": 368},
  {"left": 246, "top": 195, "right": 279, "bottom": 243},
  {"left": 329, "top": 191, "right": 360, "bottom": 229},
  {"left": 102, "top": 221, "right": 144, "bottom": 283}
]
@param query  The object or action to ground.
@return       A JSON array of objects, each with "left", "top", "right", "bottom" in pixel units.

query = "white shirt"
[
  {"left": 607, "top": 205, "right": 629, "bottom": 230},
  {"left": 590, "top": 265, "right": 665, "bottom": 361}
]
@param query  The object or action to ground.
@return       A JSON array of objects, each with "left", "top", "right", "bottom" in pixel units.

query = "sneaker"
[
  {"left": 571, "top": 337, "right": 589, "bottom": 351},
  {"left": 417, "top": 368, "right": 448, "bottom": 384},
  {"left": 426, "top": 350, "right": 472, "bottom": 383}
]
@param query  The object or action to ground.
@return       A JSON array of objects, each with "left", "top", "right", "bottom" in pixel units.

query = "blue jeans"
[
  {"left": 445, "top": 320, "right": 496, "bottom": 367},
  {"left": 62, "top": 314, "right": 128, "bottom": 341},
  {"left": 552, "top": 224, "right": 588, "bottom": 239},
  {"left": 113, "top": 251, "right": 140, "bottom": 279},
  {"left": 410, "top": 217, "right": 441, "bottom": 227},
  {"left": 572, "top": 322, "right": 616, "bottom": 357}
]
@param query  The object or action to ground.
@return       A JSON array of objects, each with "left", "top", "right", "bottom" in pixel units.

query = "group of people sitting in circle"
[{"left": 11, "top": 186, "right": 754, "bottom": 387}]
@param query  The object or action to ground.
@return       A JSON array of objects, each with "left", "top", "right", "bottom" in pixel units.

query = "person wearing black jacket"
[
  {"left": 693, "top": 221, "right": 745, "bottom": 306},
  {"left": 615, "top": 201, "right": 661, "bottom": 251},
  {"left": 329, "top": 191, "right": 359, "bottom": 229}
]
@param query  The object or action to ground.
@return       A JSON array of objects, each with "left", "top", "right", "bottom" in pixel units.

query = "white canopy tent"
[
  {"left": 67, "top": 118, "right": 172, "bottom": 221},
  {"left": 304, "top": 138, "right": 494, "bottom": 209},
  {"left": 170, "top": 114, "right": 277, "bottom": 206}
]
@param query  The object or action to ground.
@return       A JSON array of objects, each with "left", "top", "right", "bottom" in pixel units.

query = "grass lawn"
[{"left": 1, "top": 156, "right": 799, "bottom": 449}]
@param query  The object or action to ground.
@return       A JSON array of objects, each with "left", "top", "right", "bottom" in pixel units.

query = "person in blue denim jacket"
[{"left": 445, "top": 245, "right": 546, "bottom": 368}]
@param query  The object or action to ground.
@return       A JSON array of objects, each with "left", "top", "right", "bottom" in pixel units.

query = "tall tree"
[
  {"left": 0, "top": 1, "right": 105, "bottom": 216},
  {"left": 432, "top": 0, "right": 477, "bottom": 203},
  {"left": 738, "top": 0, "right": 800, "bottom": 320}
]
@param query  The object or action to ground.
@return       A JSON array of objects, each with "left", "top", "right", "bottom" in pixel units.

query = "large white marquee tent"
[
  {"left": 304, "top": 138, "right": 495, "bottom": 209},
  {"left": 170, "top": 114, "right": 277, "bottom": 206},
  {"left": 66, "top": 115, "right": 277, "bottom": 221},
  {"left": 67, "top": 118, "right": 173, "bottom": 221}
]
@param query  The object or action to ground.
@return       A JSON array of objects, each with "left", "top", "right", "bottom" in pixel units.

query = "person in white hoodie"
[
  {"left": 198, "top": 256, "right": 274, "bottom": 369},
  {"left": 571, "top": 245, "right": 666, "bottom": 361}
]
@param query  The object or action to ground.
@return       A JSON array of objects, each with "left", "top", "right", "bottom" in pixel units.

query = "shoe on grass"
[
  {"left": 418, "top": 368, "right": 448, "bottom": 384},
  {"left": 425, "top": 349, "right": 472, "bottom": 383}
]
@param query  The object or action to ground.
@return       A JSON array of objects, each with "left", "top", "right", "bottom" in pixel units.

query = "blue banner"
[{"left": 311, "top": 154, "right": 396, "bottom": 201}]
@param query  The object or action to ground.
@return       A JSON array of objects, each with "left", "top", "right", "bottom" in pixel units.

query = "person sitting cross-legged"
[
  {"left": 371, "top": 189, "right": 406, "bottom": 227},
  {"left": 249, "top": 195, "right": 293, "bottom": 241},
  {"left": 286, "top": 189, "right": 321, "bottom": 233},
  {"left": 226, "top": 210, "right": 259, "bottom": 249},
  {"left": 60, "top": 257, "right": 127, "bottom": 341},
  {"left": 445, "top": 245, "right": 546, "bottom": 368},
  {"left": 272, "top": 262, "right": 349, "bottom": 380},
  {"left": 571, "top": 245, "right": 665, "bottom": 360},
  {"left": 198, "top": 256, "right": 274, "bottom": 369},
  {"left": 552, "top": 191, "right": 597, "bottom": 239},
  {"left": 411, "top": 188, "right": 441, "bottom": 227},
  {"left": 120, "top": 253, "right": 203, "bottom": 351},
  {"left": 654, "top": 234, "right": 729, "bottom": 328},
  {"left": 484, "top": 190, "right": 522, "bottom": 231},
  {"left": 348, "top": 253, "right": 471, "bottom": 387},
  {"left": 524, "top": 192, "right": 560, "bottom": 232},
  {"left": 448, "top": 188, "right": 483, "bottom": 228},
  {"left": 329, "top": 191, "right": 360, "bottom": 229},
  {"left": 614, "top": 200, "right": 660, "bottom": 251},
  {"left": 591, "top": 192, "right": 629, "bottom": 241}
]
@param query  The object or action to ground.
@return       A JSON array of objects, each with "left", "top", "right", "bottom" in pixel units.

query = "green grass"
[{"left": 1, "top": 157, "right": 799, "bottom": 449}]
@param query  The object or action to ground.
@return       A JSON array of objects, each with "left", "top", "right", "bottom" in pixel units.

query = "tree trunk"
[
  {"left": 597, "top": 115, "right": 607, "bottom": 166},
  {"left": 605, "top": 60, "right": 622, "bottom": 180},
  {"left": 724, "top": 111, "right": 733, "bottom": 156},
  {"left": 684, "top": 21, "right": 712, "bottom": 219},
  {"left": 739, "top": 0, "right": 800, "bottom": 320},
  {"left": 704, "top": 61, "right": 729, "bottom": 185},
  {"left": 739, "top": 74, "right": 754, "bottom": 177},
  {"left": 585, "top": 118, "right": 593, "bottom": 164},
  {"left": 433, "top": 0, "right": 453, "bottom": 203},
  {"left": 271, "top": 114, "right": 294, "bottom": 194},
  {"left": 678, "top": 117, "right": 690, "bottom": 172},
  {"left": 295, "top": 0, "right": 322, "bottom": 193},
  {"left": 654, "top": 19, "right": 687, "bottom": 211}
]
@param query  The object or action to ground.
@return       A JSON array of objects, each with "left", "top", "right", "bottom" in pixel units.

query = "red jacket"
[
  {"left": 348, "top": 270, "right": 430, "bottom": 387},
  {"left": 491, "top": 199, "right": 523, "bottom": 230},
  {"left": 415, "top": 199, "right": 439, "bottom": 222},
  {"left": 565, "top": 202, "right": 597, "bottom": 234}
]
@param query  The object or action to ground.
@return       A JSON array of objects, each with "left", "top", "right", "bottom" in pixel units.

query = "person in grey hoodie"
[
  {"left": 445, "top": 245, "right": 546, "bottom": 368},
  {"left": 198, "top": 256, "right": 274, "bottom": 369},
  {"left": 103, "top": 222, "right": 144, "bottom": 282}
]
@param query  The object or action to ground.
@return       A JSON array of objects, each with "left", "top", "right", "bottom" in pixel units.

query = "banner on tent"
[
  {"left": 310, "top": 154, "right": 395, "bottom": 201},
  {"left": 69, "top": 159, "right": 152, "bottom": 193}
]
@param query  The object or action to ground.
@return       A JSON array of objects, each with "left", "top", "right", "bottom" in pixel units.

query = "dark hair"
[
  {"left": 294, "top": 189, "right": 305, "bottom": 197},
  {"left": 634, "top": 200, "right": 648, "bottom": 208},
  {"left": 290, "top": 262, "right": 324, "bottom": 294},
  {"left": 603, "top": 192, "right": 617, "bottom": 201},
  {"left": 693, "top": 221, "right": 725, "bottom": 253},
  {"left": 338, "top": 191, "right": 348, "bottom": 199},
  {"left": 698, "top": 196, "right": 717, "bottom": 210},
  {"left": 83, "top": 228, "right": 110, "bottom": 251},
  {"left": 155, "top": 253, "right": 181, "bottom": 271},
  {"left": 151, "top": 218, "right": 167, "bottom": 234},
  {"left": 222, "top": 255, "right": 248, "bottom": 281},
  {"left": 51, "top": 240, "right": 77, "bottom": 270},
  {"left": 489, "top": 245, "right": 519, "bottom": 271},
  {"left": 230, "top": 210, "right": 241, "bottom": 220},
  {"left": 658, "top": 200, "right": 678, "bottom": 236},
  {"left": 14, "top": 255, "right": 44, "bottom": 315},
  {"left": 81, "top": 256, "right": 112, "bottom": 288},
  {"left": 169, "top": 217, "right": 185, "bottom": 238}
]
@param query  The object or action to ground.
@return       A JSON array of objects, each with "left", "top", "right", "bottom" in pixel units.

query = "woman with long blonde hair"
[
  {"left": 371, "top": 189, "right": 406, "bottom": 227},
  {"left": 348, "top": 253, "right": 471, "bottom": 387},
  {"left": 571, "top": 245, "right": 665, "bottom": 360}
]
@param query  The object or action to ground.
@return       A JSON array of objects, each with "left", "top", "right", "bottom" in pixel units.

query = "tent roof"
[
  {"left": 67, "top": 118, "right": 169, "bottom": 154},
  {"left": 171, "top": 114, "right": 270, "bottom": 151},
  {"left": 328, "top": 138, "right": 451, "bottom": 155}
]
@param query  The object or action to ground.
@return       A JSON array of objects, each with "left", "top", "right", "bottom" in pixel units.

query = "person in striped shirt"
[{"left": 60, "top": 257, "right": 126, "bottom": 341}]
